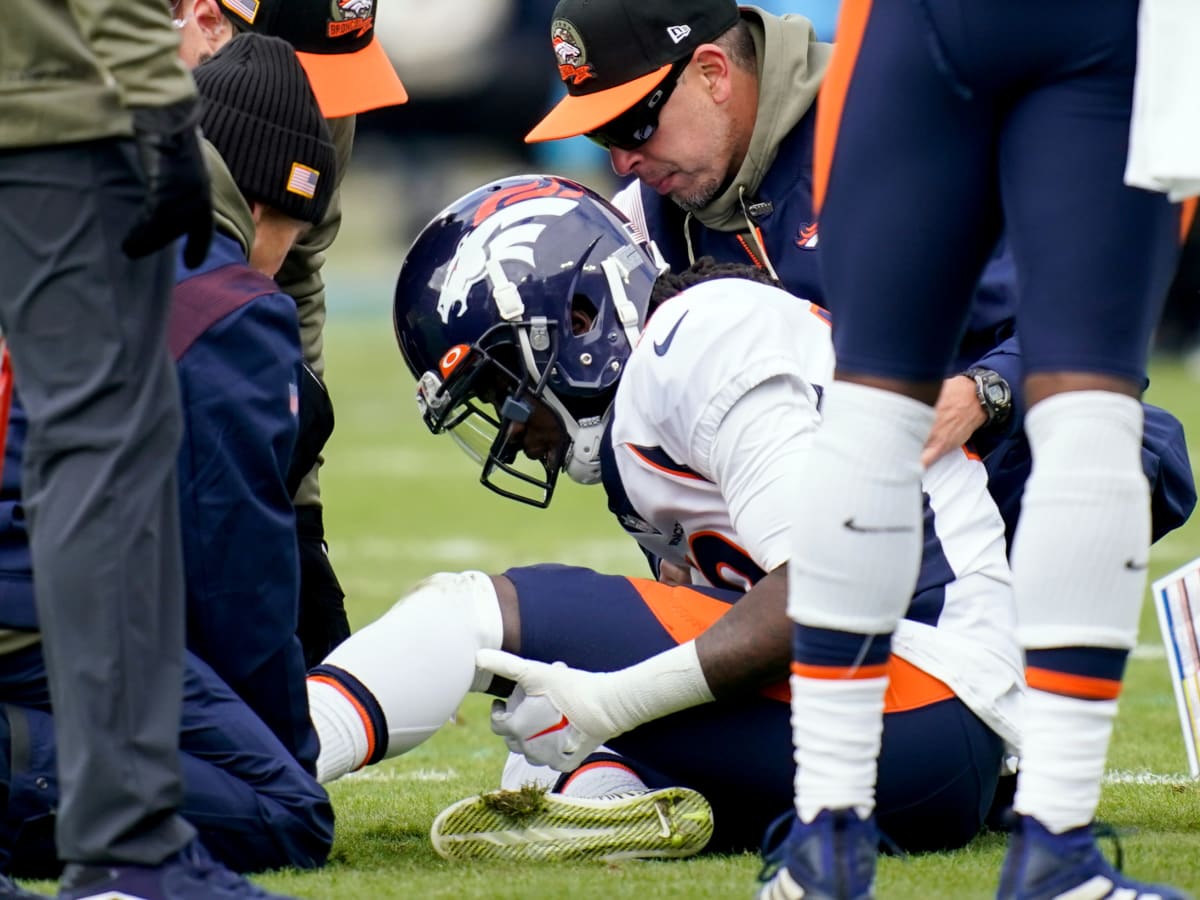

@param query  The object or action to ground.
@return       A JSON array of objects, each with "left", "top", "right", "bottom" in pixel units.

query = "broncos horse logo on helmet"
[{"left": 394, "top": 174, "right": 667, "bottom": 507}]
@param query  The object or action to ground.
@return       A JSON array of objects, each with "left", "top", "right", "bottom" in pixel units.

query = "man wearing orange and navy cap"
[{"left": 173, "top": 0, "right": 409, "bottom": 670}]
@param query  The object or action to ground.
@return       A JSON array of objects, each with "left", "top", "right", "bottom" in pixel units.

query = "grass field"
[
  {"left": 251, "top": 302, "right": 1200, "bottom": 899},
  {"left": 27, "top": 302, "right": 1200, "bottom": 897}
]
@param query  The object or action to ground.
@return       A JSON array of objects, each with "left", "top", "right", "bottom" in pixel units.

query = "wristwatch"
[{"left": 963, "top": 367, "right": 1012, "bottom": 428}]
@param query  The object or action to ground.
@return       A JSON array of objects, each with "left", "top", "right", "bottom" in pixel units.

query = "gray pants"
[{"left": 0, "top": 139, "right": 195, "bottom": 864}]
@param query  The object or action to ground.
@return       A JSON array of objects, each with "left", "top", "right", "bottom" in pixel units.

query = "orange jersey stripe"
[
  {"left": 634, "top": 578, "right": 953, "bottom": 710},
  {"left": 1026, "top": 666, "right": 1122, "bottom": 701},
  {"left": 1181, "top": 197, "right": 1197, "bottom": 245},
  {"left": 308, "top": 674, "right": 377, "bottom": 767},
  {"left": 814, "top": 0, "right": 874, "bottom": 214},
  {"left": 791, "top": 655, "right": 953, "bottom": 712}
]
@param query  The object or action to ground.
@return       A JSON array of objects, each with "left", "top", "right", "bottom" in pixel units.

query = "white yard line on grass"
[
  {"left": 1103, "top": 770, "right": 1198, "bottom": 785},
  {"left": 344, "top": 768, "right": 460, "bottom": 783}
]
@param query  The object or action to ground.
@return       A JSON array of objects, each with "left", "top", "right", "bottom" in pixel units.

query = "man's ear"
[
  {"left": 691, "top": 44, "right": 733, "bottom": 104},
  {"left": 194, "top": 0, "right": 234, "bottom": 51},
  {"left": 249, "top": 200, "right": 265, "bottom": 225}
]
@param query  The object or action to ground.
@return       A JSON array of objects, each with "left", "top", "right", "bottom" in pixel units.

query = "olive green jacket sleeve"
[
  {"left": 275, "top": 114, "right": 356, "bottom": 508},
  {"left": 0, "top": 0, "right": 196, "bottom": 149}
]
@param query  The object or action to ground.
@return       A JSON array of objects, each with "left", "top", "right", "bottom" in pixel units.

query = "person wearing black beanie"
[{"left": 195, "top": 33, "right": 337, "bottom": 276}]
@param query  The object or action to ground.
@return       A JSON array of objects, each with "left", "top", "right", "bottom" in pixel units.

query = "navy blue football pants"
[
  {"left": 816, "top": 0, "right": 1180, "bottom": 382},
  {"left": 507, "top": 564, "right": 1004, "bottom": 853}
]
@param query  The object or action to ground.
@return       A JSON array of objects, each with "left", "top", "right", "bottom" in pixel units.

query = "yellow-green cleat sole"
[{"left": 430, "top": 786, "right": 715, "bottom": 863}]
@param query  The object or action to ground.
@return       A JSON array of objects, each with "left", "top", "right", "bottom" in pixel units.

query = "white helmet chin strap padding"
[
  {"left": 601, "top": 252, "right": 644, "bottom": 350},
  {"left": 486, "top": 256, "right": 524, "bottom": 321}
]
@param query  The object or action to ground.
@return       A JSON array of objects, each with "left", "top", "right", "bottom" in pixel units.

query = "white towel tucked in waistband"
[{"left": 1124, "top": 0, "right": 1200, "bottom": 201}]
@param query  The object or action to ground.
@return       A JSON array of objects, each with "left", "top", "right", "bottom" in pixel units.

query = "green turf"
[{"left": 25, "top": 317, "right": 1200, "bottom": 897}]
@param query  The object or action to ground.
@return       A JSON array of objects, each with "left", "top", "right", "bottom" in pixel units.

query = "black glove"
[
  {"left": 296, "top": 504, "right": 351, "bottom": 669},
  {"left": 123, "top": 97, "right": 213, "bottom": 268},
  {"left": 286, "top": 363, "right": 335, "bottom": 498}
]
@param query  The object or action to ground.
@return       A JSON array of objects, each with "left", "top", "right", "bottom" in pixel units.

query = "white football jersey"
[{"left": 602, "top": 277, "right": 1023, "bottom": 749}]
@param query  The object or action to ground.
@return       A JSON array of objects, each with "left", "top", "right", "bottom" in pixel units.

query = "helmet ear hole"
[{"left": 569, "top": 293, "right": 598, "bottom": 336}]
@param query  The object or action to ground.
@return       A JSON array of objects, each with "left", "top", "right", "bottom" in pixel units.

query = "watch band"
[{"left": 963, "top": 367, "right": 1013, "bottom": 428}]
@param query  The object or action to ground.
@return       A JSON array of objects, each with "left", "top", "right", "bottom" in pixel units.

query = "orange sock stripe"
[
  {"left": 308, "top": 674, "right": 378, "bottom": 766},
  {"left": 1026, "top": 666, "right": 1122, "bottom": 701},
  {"left": 560, "top": 760, "right": 638, "bottom": 792},
  {"left": 791, "top": 661, "right": 889, "bottom": 680}
]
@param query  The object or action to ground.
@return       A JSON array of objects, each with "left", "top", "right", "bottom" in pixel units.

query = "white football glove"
[
  {"left": 476, "top": 645, "right": 714, "bottom": 774},
  {"left": 488, "top": 680, "right": 603, "bottom": 772}
]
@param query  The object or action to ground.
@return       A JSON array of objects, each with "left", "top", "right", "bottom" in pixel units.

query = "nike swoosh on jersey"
[
  {"left": 653, "top": 311, "right": 690, "bottom": 357},
  {"left": 843, "top": 517, "right": 915, "bottom": 534}
]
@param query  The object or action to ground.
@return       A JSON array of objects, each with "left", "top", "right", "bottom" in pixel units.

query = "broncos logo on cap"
[
  {"left": 552, "top": 20, "right": 595, "bottom": 86},
  {"left": 328, "top": 0, "right": 373, "bottom": 38}
]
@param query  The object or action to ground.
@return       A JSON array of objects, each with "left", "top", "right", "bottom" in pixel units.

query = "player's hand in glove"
[
  {"left": 124, "top": 97, "right": 213, "bottom": 268},
  {"left": 488, "top": 680, "right": 602, "bottom": 772},
  {"left": 476, "top": 645, "right": 714, "bottom": 773},
  {"left": 296, "top": 504, "right": 351, "bottom": 669}
]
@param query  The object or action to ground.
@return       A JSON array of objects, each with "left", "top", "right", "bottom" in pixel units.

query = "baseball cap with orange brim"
[
  {"left": 219, "top": 0, "right": 407, "bottom": 119},
  {"left": 526, "top": 0, "right": 741, "bottom": 144}
]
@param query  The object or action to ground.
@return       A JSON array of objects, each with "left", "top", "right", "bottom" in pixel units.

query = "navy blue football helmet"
[{"left": 394, "top": 174, "right": 667, "bottom": 507}]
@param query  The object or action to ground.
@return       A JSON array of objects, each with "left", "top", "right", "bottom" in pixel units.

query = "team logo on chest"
[{"left": 795, "top": 221, "right": 819, "bottom": 250}]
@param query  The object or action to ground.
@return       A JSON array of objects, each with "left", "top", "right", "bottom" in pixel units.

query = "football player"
[{"left": 304, "top": 174, "right": 1027, "bottom": 861}]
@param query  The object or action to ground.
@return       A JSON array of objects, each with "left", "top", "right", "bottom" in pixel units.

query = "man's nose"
[{"left": 609, "top": 146, "right": 639, "bottom": 177}]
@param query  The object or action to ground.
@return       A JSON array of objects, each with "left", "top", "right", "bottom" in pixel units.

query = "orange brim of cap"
[
  {"left": 296, "top": 36, "right": 408, "bottom": 120},
  {"left": 525, "top": 63, "right": 672, "bottom": 143}
]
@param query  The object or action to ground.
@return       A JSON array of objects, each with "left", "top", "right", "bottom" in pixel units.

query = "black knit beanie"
[{"left": 194, "top": 33, "right": 336, "bottom": 224}]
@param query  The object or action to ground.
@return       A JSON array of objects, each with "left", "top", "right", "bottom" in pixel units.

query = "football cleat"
[
  {"left": 0, "top": 873, "right": 38, "bottom": 899},
  {"left": 997, "top": 814, "right": 1192, "bottom": 900},
  {"left": 57, "top": 839, "right": 297, "bottom": 899},
  {"left": 429, "top": 785, "right": 713, "bottom": 862},
  {"left": 757, "top": 808, "right": 878, "bottom": 900}
]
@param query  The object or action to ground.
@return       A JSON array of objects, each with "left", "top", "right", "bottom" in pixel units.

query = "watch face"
[{"left": 986, "top": 384, "right": 1007, "bottom": 405}]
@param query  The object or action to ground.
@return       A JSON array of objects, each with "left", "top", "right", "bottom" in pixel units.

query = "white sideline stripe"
[
  {"left": 1132, "top": 643, "right": 1166, "bottom": 660},
  {"left": 1102, "top": 770, "right": 1199, "bottom": 785},
  {"left": 343, "top": 768, "right": 459, "bottom": 783}
]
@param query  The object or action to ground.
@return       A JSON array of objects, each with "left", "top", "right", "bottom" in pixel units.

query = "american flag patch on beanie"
[{"left": 287, "top": 162, "right": 320, "bottom": 199}]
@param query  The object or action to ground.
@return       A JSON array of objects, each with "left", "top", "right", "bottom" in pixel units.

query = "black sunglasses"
[{"left": 585, "top": 54, "right": 692, "bottom": 152}]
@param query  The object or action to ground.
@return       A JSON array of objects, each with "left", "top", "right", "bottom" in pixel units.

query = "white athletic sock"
[
  {"left": 559, "top": 757, "right": 648, "bottom": 798},
  {"left": 791, "top": 673, "right": 888, "bottom": 822},
  {"left": 309, "top": 570, "right": 504, "bottom": 782},
  {"left": 1014, "top": 691, "right": 1117, "bottom": 832},
  {"left": 1011, "top": 392, "right": 1149, "bottom": 648},
  {"left": 787, "top": 380, "right": 932, "bottom": 633},
  {"left": 1008, "top": 391, "right": 1146, "bottom": 833},
  {"left": 500, "top": 752, "right": 560, "bottom": 792},
  {"left": 308, "top": 678, "right": 370, "bottom": 784}
]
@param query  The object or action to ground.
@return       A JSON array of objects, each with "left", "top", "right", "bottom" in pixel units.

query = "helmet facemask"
[{"left": 395, "top": 174, "right": 667, "bottom": 508}]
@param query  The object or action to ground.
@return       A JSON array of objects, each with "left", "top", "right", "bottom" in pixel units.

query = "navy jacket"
[{"left": 0, "top": 231, "right": 303, "bottom": 663}]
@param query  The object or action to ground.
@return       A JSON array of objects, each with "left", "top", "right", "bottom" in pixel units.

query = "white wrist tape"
[{"left": 601, "top": 641, "right": 715, "bottom": 735}]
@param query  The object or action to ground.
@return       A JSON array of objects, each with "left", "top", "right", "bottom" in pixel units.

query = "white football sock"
[
  {"left": 1014, "top": 691, "right": 1117, "bottom": 832},
  {"left": 791, "top": 673, "right": 888, "bottom": 822},
  {"left": 559, "top": 756, "right": 648, "bottom": 798},
  {"left": 787, "top": 380, "right": 932, "bottom": 633},
  {"left": 309, "top": 570, "right": 503, "bottom": 783},
  {"left": 1009, "top": 391, "right": 1146, "bottom": 832},
  {"left": 1011, "top": 392, "right": 1149, "bottom": 648}
]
